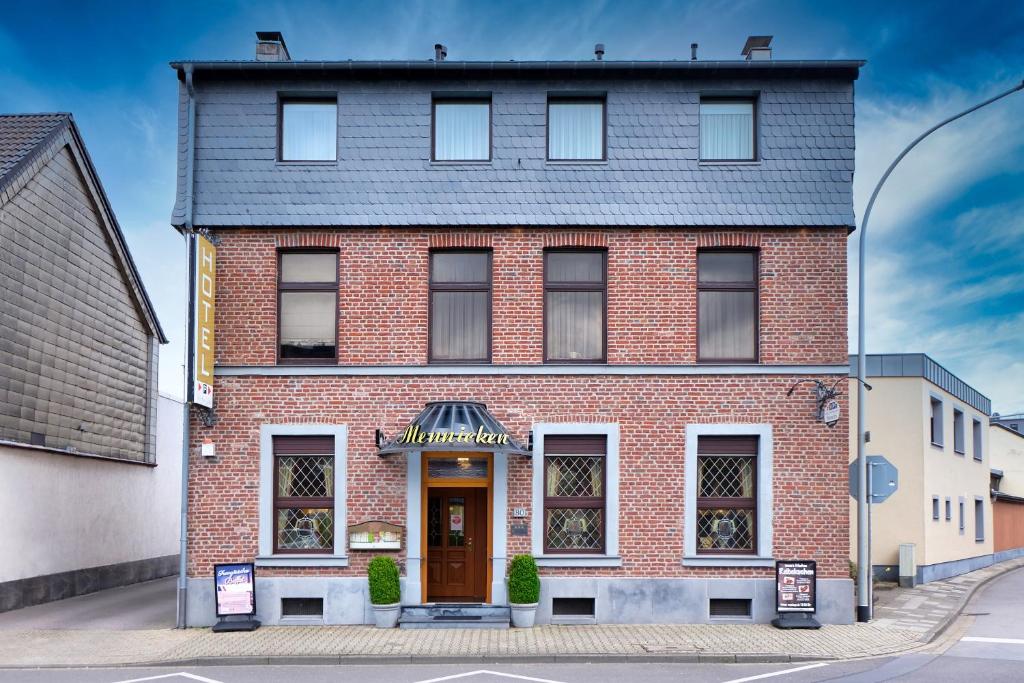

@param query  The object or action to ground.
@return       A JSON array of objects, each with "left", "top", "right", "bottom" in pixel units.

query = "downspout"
[{"left": 176, "top": 64, "right": 197, "bottom": 630}]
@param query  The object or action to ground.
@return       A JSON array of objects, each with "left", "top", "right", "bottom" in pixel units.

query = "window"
[
  {"left": 698, "top": 250, "right": 758, "bottom": 362},
  {"left": 280, "top": 99, "right": 337, "bottom": 161},
  {"left": 273, "top": 436, "right": 335, "bottom": 554},
  {"left": 429, "top": 251, "right": 491, "bottom": 362},
  {"left": 973, "top": 419, "right": 983, "bottom": 462},
  {"left": 432, "top": 98, "right": 490, "bottom": 161},
  {"left": 945, "top": 497, "right": 952, "bottom": 521},
  {"left": 278, "top": 251, "right": 338, "bottom": 362},
  {"left": 544, "top": 250, "right": 606, "bottom": 363},
  {"left": 975, "top": 498, "right": 985, "bottom": 542},
  {"left": 959, "top": 499, "right": 965, "bottom": 534},
  {"left": 700, "top": 98, "right": 756, "bottom": 161},
  {"left": 548, "top": 98, "right": 605, "bottom": 160},
  {"left": 696, "top": 436, "right": 758, "bottom": 554},
  {"left": 932, "top": 496, "right": 940, "bottom": 520},
  {"left": 543, "top": 436, "right": 606, "bottom": 554},
  {"left": 930, "top": 397, "right": 944, "bottom": 446},
  {"left": 953, "top": 408, "right": 965, "bottom": 454}
]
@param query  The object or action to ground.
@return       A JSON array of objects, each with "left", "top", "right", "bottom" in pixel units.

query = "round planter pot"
[
  {"left": 372, "top": 602, "right": 401, "bottom": 629},
  {"left": 509, "top": 602, "right": 538, "bottom": 628}
]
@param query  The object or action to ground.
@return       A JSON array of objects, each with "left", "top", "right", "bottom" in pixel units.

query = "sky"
[{"left": 1, "top": 0, "right": 1022, "bottom": 412}]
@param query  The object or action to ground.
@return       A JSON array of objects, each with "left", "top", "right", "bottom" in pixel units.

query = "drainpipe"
[{"left": 176, "top": 64, "right": 197, "bottom": 630}]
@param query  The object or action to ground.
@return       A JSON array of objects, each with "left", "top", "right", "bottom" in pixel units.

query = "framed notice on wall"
[
  {"left": 775, "top": 560, "right": 817, "bottom": 614},
  {"left": 214, "top": 563, "right": 256, "bottom": 618}
]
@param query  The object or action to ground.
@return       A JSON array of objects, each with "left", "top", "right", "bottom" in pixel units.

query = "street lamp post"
[{"left": 856, "top": 79, "right": 1024, "bottom": 623}]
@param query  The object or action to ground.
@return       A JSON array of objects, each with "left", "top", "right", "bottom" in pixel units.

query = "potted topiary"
[
  {"left": 507, "top": 554, "right": 540, "bottom": 628},
  {"left": 368, "top": 556, "right": 401, "bottom": 628}
]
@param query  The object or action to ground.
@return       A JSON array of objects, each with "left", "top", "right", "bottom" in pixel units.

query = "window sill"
[
  {"left": 255, "top": 555, "right": 349, "bottom": 568},
  {"left": 545, "top": 160, "right": 608, "bottom": 166},
  {"left": 930, "top": 442, "right": 945, "bottom": 450},
  {"left": 954, "top": 450, "right": 966, "bottom": 456},
  {"left": 535, "top": 555, "right": 622, "bottom": 568},
  {"left": 276, "top": 161, "right": 338, "bottom": 167},
  {"left": 682, "top": 556, "right": 774, "bottom": 568},
  {"left": 429, "top": 160, "right": 492, "bottom": 166},
  {"left": 698, "top": 160, "right": 761, "bottom": 166}
]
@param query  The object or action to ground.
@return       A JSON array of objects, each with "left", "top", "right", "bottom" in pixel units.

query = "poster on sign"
[
  {"left": 775, "top": 560, "right": 816, "bottom": 613},
  {"left": 214, "top": 563, "right": 256, "bottom": 617},
  {"left": 450, "top": 513, "right": 464, "bottom": 532}
]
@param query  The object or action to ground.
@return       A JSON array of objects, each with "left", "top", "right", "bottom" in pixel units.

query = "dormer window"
[
  {"left": 432, "top": 98, "right": 491, "bottom": 161},
  {"left": 280, "top": 98, "right": 337, "bottom": 161}
]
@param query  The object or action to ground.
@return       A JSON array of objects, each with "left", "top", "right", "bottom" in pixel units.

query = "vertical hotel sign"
[{"left": 189, "top": 234, "right": 215, "bottom": 409}]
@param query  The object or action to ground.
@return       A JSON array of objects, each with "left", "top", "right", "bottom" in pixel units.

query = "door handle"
[{"left": 467, "top": 537, "right": 473, "bottom": 552}]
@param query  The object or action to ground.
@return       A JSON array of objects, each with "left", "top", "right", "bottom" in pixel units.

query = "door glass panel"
[
  {"left": 448, "top": 498, "right": 465, "bottom": 547},
  {"left": 427, "top": 497, "right": 442, "bottom": 548}
]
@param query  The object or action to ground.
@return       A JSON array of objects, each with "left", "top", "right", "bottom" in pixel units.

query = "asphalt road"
[
  {"left": 3, "top": 568, "right": 1024, "bottom": 682},
  {"left": 0, "top": 577, "right": 176, "bottom": 631}
]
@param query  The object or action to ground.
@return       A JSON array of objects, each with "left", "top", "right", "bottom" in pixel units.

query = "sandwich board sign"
[{"left": 771, "top": 560, "right": 821, "bottom": 629}]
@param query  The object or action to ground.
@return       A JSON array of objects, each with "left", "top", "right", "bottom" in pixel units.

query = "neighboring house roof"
[
  {"left": 993, "top": 422, "right": 1024, "bottom": 440},
  {"left": 848, "top": 353, "right": 991, "bottom": 415},
  {"left": 0, "top": 113, "right": 167, "bottom": 343}
]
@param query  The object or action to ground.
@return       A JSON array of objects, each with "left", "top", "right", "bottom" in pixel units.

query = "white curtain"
[
  {"left": 698, "top": 291, "right": 756, "bottom": 360},
  {"left": 546, "top": 291, "right": 603, "bottom": 360},
  {"left": 282, "top": 102, "right": 337, "bottom": 161},
  {"left": 431, "top": 291, "right": 488, "bottom": 360},
  {"left": 280, "top": 292, "right": 335, "bottom": 347},
  {"left": 548, "top": 102, "right": 603, "bottom": 160},
  {"left": 700, "top": 102, "right": 754, "bottom": 160},
  {"left": 434, "top": 102, "right": 489, "bottom": 160}
]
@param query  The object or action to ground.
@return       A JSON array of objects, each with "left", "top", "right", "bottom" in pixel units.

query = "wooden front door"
[{"left": 426, "top": 487, "right": 486, "bottom": 601}]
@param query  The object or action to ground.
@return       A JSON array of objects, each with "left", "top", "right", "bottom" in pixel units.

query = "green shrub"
[
  {"left": 508, "top": 555, "right": 540, "bottom": 605},
  {"left": 368, "top": 556, "right": 401, "bottom": 605}
]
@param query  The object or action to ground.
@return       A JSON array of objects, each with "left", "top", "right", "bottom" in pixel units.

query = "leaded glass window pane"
[
  {"left": 696, "top": 508, "right": 754, "bottom": 551},
  {"left": 546, "top": 456, "right": 603, "bottom": 497},
  {"left": 276, "top": 507, "right": 334, "bottom": 551},
  {"left": 545, "top": 508, "right": 604, "bottom": 551}
]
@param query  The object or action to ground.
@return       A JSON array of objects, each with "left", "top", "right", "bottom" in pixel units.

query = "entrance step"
[{"left": 398, "top": 604, "right": 511, "bottom": 629}]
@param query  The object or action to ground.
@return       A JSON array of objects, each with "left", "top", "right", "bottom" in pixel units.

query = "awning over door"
[{"left": 377, "top": 401, "right": 530, "bottom": 456}]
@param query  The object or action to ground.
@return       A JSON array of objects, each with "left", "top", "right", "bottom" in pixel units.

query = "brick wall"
[
  {"left": 188, "top": 225, "right": 849, "bottom": 582},
  {"left": 214, "top": 227, "right": 847, "bottom": 367},
  {"left": 187, "top": 374, "right": 849, "bottom": 579}
]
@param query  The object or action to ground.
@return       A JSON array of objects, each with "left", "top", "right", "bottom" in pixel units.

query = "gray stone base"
[
  {"left": 993, "top": 547, "right": 1024, "bottom": 563},
  {"left": 186, "top": 575, "right": 854, "bottom": 626},
  {"left": 0, "top": 554, "right": 179, "bottom": 613},
  {"left": 916, "top": 553, "right": 994, "bottom": 583}
]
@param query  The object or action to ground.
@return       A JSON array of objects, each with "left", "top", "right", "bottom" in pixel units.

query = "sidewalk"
[{"left": 1, "top": 558, "right": 1021, "bottom": 669}]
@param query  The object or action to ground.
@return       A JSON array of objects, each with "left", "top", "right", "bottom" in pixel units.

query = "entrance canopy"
[{"left": 378, "top": 401, "right": 530, "bottom": 456}]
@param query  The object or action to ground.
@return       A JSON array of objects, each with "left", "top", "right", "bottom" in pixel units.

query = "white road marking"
[
  {"left": 110, "top": 673, "right": 225, "bottom": 683},
  {"left": 413, "top": 670, "right": 568, "bottom": 683},
  {"left": 718, "top": 662, "right": 830, "bottom": 683},
  {"left": 961, "top": 636, "right": 1024, "bottom": 644}
]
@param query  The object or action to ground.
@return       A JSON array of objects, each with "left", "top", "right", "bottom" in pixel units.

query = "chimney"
[
  {"left": 690, "top": 43, "right": 698, "bottom": 61},
  {"left": 741, "top": 35, "right": 773, "bottom": 61},
  {"left": 434, "top": 43, "right": 447, "bottom": 62},
  {"left": 594, "top": 43, "right": 605, "bottom": 61},
  {"left": 256, "top": 31, "right": 290, "bottom": 62}
]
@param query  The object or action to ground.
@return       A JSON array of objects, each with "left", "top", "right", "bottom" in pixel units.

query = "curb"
[{"left": 0, "top": 652, "right": 837, "bottom": 669}]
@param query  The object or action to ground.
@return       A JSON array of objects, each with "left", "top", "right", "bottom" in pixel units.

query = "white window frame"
[
  {"left": 531, "top": 422, "right": 621, "bottom": 567},
  {"left": 256, "top": 424, "right": 348, "bottom": 567},
  {"left": 684, "top": 424, "right": 774, "bottom": 567}
]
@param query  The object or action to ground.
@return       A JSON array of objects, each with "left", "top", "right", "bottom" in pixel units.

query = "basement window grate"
[
  {"left": 281, "top": 597, "right": 323, "bottom": 617},
  {"left": 552, "top": 597, "right": 595, "bottom": 617},
  {"left": 709, "top": 598, "right": 751, "bottom": 618}
]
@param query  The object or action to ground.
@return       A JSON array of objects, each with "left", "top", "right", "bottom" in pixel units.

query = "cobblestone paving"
[
  {"left": 1, "top": 559, "right": 1021, "bottom": 668},
  {"left": 872, "top": 557, "right": 1024, "bottom": 639}
]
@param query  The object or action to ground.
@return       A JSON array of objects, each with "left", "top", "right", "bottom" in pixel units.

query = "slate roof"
[
  {"left": 0, "top": 113, "right": 69, "bottom": 183},
  {"left": 0, "top": 113, "right": 166, "bottom": 342},
  {"left": 172, "top": 61, "right": 862, "bottom": 230}
]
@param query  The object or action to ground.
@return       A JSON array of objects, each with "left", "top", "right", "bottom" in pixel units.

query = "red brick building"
[{"left": 173, "top": 34, "right": 861, "bottom": 626}]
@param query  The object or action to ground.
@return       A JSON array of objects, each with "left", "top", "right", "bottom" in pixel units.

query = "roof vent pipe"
[
  {"left": 741, "top": 35, "right": 773, "bottom": 61},
  {"left": 255, "top": 31, "right": 290, "bottom": 62},
  {"left": 594, "top": 43, "right": 605, "bottom": 60},
  {"left": 690, "top": 43, "right": 698, "bottom": 60},
  {"left": 434, "top": 43, "right": 447, "bottom": 61}
]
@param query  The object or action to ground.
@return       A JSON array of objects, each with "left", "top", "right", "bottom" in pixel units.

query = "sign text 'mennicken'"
[{"left": 398, "top": 424, "right": 510, "bottom": 446}]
